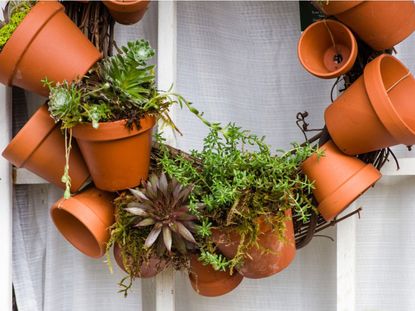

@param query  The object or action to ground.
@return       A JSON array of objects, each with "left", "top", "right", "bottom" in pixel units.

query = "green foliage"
[
  {"left": 199, "top": 249, "right": 230, "bottom": 271},
  {"left": 157, "top": 123, "right": 317, "bottom": 270},
  {"left": 0, "top": 1, "right": 34, "bottom": 51},
  {"left": 44, "top": 40, "right": 192, "bottom": 197},
  {"left": 45, "top": 39, "right": 187, "bottom": 131}
]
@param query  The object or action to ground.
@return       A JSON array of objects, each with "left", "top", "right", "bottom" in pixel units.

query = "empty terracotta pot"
[
  {"left": 72, "top": 116, "right": 155, "bottom": 192},
  {"left": 212, "top": 210, "right": 296, "bottom": 279},
  {"left": 301, "top": 140, "right": 381, "bottom": 221},
  {"left": 188, "top": 255, "right": 243, "bottom": 297},
  {"left": 2, "top": 104, "right": 90, "bottom": 192},
  {"left": 298, "top": 19, "right": 357, "bottom": 79},
  {"left": 113, "top": 244, "right": 167, "bottom": 278},
  {"left": 51, "top": 187, "right": 115, "bottom": 258},
  {"left": 325, "top": 54, "right": 415, "bottom": 155},
  {"left": 0, "top": 1, "right": 101, "bottom": 96},
  {"left": 315, "top": 1, "right": 415, "bottom": 50},
  {"left": 103, "top": 0, "right": 150, "bottom": 25}
]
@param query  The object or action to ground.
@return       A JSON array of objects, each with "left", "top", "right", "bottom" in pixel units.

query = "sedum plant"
[
  {"left": 0, "top": 1, "right": 35, "bottom": 51},
  {"left": 157, "top": 123, "right": 320, "bottom": 271},
  {"left": 107, "top": 173, "right": 200, "bottom": 295}
]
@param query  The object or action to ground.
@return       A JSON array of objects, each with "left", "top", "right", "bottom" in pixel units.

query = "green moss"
[{"left": 0, "top": 4, "right": 32, "bottom": 52}]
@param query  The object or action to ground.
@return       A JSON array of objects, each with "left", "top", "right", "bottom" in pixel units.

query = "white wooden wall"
[{"left": 2, "top": 2, "right": 415, "bottom": 311}]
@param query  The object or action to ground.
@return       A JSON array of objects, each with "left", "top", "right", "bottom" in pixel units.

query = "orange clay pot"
[
  {"left": 212, "top": 210, "right": 296, "bottom": 279},
  {"left": 188, "top": 255, "right": 243, "bottom": 297},
  {"left": 315, "top": 1, "right": 415, "bottom": 50},
  {"left": 103, "top": 0, "right": 150, "bottom": 25},
  {"left": 298, "top": 19, "right": 357, "bottom": 79},
  {"left": 301, "top": 140, "right": 381, "bottom": 221},
  {"left": 113, "top": 244, "right": 167, "bottom": 278},
  {"left": 0, "top": 1, "right": 101, "bottom": 96},
  {"left": 51, "top": 187, "right": 115, "bottom": 258},
  {"left": 325, "top": 54, "right": 415, "bottom": 155},
  {"left": 2, "top": 104, "right": 90, "bottom": 192},
  {"left": 72, "top": 116, "right": 156, "bottom": 192}
]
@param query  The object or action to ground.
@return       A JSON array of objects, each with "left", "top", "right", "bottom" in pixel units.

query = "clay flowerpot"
[
  {"left": 2, "top": 104, "right": 90, "bottom": 192},
  {"left": 325, "top": 54, "right": 415, "bottom": 155},
  {"left": 72, "top": 116, "right": 156, "bottom": 192},
  {"left": 51, "top": 187, "right": 115, "bottom": 258},
  {"left": 298, "top": 19, "right": 357, "bottom": 79},
  {"left": 315, "top": 1, "right": 415, "bottom": 50},
  {"left": 301, "top": 140, "right": 381, "bottom": 221},
  {"left": 113, "top": 244, "right": 167, "bottom": 278},
  {"left": 103, "top": 0, "right": 150, "bottom": 25},
  {"left": 188, "top": 256, "right": 243, "bottom": 297},
  {"left": 0, "top": 1, "right": 101, "bottom": 96},
  {"left": 212, "top": 210, "right": 296, "bottom": 279}
]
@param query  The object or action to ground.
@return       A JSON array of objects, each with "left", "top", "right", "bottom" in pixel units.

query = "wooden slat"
[
  {"left": 147, "top": 1, "right": 178, "bottom": 311},
  {"left": 0, "top": 85, "right": 13, "bottom": 311},
  {"left": 337, "top": 204, "right": 357, "bottom": 311}
]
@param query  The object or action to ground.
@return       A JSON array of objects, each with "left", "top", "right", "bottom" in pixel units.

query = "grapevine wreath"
[{"left": 1, "top": 0, "right": 415, "bottom": 297}]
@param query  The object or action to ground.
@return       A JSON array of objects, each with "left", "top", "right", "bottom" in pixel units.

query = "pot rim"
[
  {"left": 364, "top": 54, "right": 415, "bottom": 145},
  {"left": 103, "top": 0, "right": 149, "bottom": 11},
  {"left": 315, "top": 0, "right": 364, "bottom": 16},
  {"left": 297, "top": 19, "right": 357, "bottom": 79},
  {"left": 0, "top": 1, "right": 64, "bottom": 86},
  {"left": 2, "top": 103, "right": 56, "bottom": 168},
  {"left": 318, "top": 162, "right": 381, "bottom": 221},
  {"left": 51, "top": 189, "right": 114, "bottom": 258},
  {"left": 189, "top": 256, "right": 243, "bottom": 297},
  {"left": 72, "top": 115, "right": 156, "bottom": 142}
]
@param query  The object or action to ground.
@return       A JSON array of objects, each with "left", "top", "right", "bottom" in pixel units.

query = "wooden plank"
[
  {"left": 380, "top": 157, "right": 415, "bottom": 176},
  {"left": 13, "top": 168, "right": 48, "bottom": 185},
  {"left": 337, "top": 204, "right": 357, "bottom": 311},
  {"left": 0, "top": 85, "right": 13, "bottom": 311},
  {"left": 142, "top": 1, "right": 178, "bottom": 311}
]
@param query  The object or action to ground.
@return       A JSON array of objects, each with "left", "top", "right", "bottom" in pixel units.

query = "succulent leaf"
[
  {"left": 136, "top": 218, "right": 156, "bottom": 227},
  {"left": 145, "top": 225, "right": 162, "bottom": 248},
  {"left": 124, "top": 207, "right": 148, "bottom": 217},
  {"left": 129, "top": 188, "right": 148, "bottom": 201},
  {"left": 162, "top": 226, "right": 172, "bottom": 252},
  {"left": 175, "top": 221, "right": 196, "bottom": 244}
]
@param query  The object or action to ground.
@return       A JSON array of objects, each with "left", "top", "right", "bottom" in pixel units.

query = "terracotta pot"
[
  {"left": 2, "top": 104, "right": 90, "bottom": 192},
  {"left": 51, "top": 187, "right": 115, "bottom": 258},
  {"left": 298, "top": 19, "right": 357, "bottom": 79},
  {"left": 188, "top": 255, "right": 243, "bottom": 297},
  {"left": 325, "top": 54, "right": 415, "bottom": 155},
  {"left": 212, "top": 210, "right": 296, "bottom": 279},
  {"left": 0, "top": 1, "right": 101, "bottom": 96},
  {"left": 72, "top": 116, "right": 155, "bottom": 192},
  {"left": 103, "top": 0, "right": 149, "bottom": 25},
  {"left": 315, "top": 1, "right": 415, "bottom": 50},
  {"left": 301, "top": 140, "right": 381, "bottom": 221},
  {"left": 113, "top": 244, "right": 167, "bottom": 278}
]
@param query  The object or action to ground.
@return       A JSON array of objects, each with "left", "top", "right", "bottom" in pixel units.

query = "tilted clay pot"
[
  {"left": 188, "top": 255, "right": 243, "bottom": 297},
  {"left": 103, "top": 0, "right": 150, "bottom": 25},
  {"left": 325, "top": 54, "right": 415, "bottom": 155},
  {"left": 51, "top": 187, "right": 115, "bottom": 258},
  {"left": 298, "top": 19, "right": 357, "bottom": 79},
  {"left": 72, "top": 116, "right": 155, "bottom": 192},
  {"left": 301, "top": 140, "right": 381, "bottom": 221},
  {"left": 212, "top": 210, "right": 296, "bottom": 279},
  {"left": 0, "top": 1, "right": 101, "bottom": 96},
  {"left": 315, "top": 1, "right": 415, "bottom": 50},
  {"left": 113, "top": 244, "right": 167, "bottom": 278},
  {"left": 2, "top": 104, "right": 90, "bottom": 192}
]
